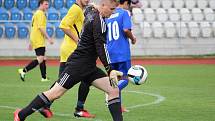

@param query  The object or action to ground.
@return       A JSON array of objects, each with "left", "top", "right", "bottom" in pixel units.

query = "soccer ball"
[{"left": 127, "top": 65, "right": 148, "bottom": 85}]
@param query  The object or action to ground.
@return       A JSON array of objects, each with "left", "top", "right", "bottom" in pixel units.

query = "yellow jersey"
[
  {"left": 59, "top": 3, "right": 84, "bottom": 62},
  {"left": 30, "top": 10, "right": 47, "bottom": 49}
]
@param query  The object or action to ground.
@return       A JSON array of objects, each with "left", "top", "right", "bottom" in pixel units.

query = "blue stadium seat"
[
  {"left": 17, "top": 0, "right": 27, "bottom": 10},
  {"left": 54, "top": 0, "right": 64, "bottom": 9},
  {"left": 46, "top": 23, "right": 54, "bottom": 37},
  {"left": 0, "top": 25, "right": 3, "bottom": 38},
  {"left": 4, "top": 0, "right": 15, "bottom": 9},
  {"left": 29, "top": 0, "right": 38, "bottom": 10},
  {"left": 5, "top": 23, "right": 16, "bottom": 39},
  {"left": 10, "top": 8, "right": 22, "bottom": 21},
  {"left": 48, "top": 7, "right": 59, "bottom": 21},
  {"left": 0, "top": 0, "right": 2, "bottom": 7},
  {"left": 0, "top": 7, "right": 9, "bottom": 21},
  {"left": 17, "top": 23, "right": 29, "bottom": 39},
  {"left": 23, "top": 8, "right": 33, "bottom": 21},
  {"left": 66, "top": 0, "right": 75, "bottom": 8},
  {"left": 59, "top": 7, "right": 68, "bottom": 19},
  {"left": 54, "top": 22, "right": 64, "bottom": 39}
]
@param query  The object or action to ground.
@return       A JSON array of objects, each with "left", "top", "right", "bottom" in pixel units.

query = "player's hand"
[
  {"left": 131, "top": 37, "right": 136, "bottom": 44},
  {"left": 28, "top": 44, "right": 32, "bottom": 51},
  {"left": 109, "top": 70, "right": 123, "bottom": 88},
  {"left": 48, "top": 38, "right": 54, "bottom": 45}
]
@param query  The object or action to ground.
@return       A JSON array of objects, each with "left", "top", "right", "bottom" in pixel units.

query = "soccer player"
[
  {"left": 18, "top": 0, "right": 54, "bottom": 82},
  {"left": 37, "top": 0, "right": 95, "bottom": 118},
  {"left": 58, "top": 0, "right": 89, "bottom": 76},
  {"left": 14, "top": 0, "right": 123, "bottom": 121},
  {"left": 75, "top": 0, "right": 136, "bottom": 114},
  {"left": 59, "top": 2, "right": 95, "bottom": 117},
  {"left": 106, "top": 0, "right": 136, "bottom": 112}
]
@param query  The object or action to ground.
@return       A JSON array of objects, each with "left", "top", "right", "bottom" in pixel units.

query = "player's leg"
[
  {"left": 117, "top": 60, "right": 131, "bottom": 112},
  {"left": 36, "top": 47, "right": 50, "bottom": 82},
  {"left": 18, "top": 47, "right": 45, "bottom": 81},
  {"left": 38, "top": 63, "right": 78, "bottom": 118},
  {"left": 37, "top": 82, "right": 57, "bottom": 118},
  {"left": 14, "top": 82, "right": 67, "bottom": 121},
  {"left": 22, "top": 58, "right": 39, "bottom": 72},
  {"left": 76, "top": 82, "right": 90, "bottom": 110},
  {"left": 59, "top": 62, "right": 66, "bottom": 77},
  {"left": 14, "top": 67, "right": 80, "bottom": 120},
  {"left": 38, "top": 56, "right": 50, "bottom": 82},
  {"left": 74, "top": 82, "right": 95, "bottom": 118},
  {"left": 38, "top": 56, "right": 67, "bottom": 117},
  {"left": 90, "top": 68, "right": 123, "bottom": 121},
  {"left": 112, "top": 61, "right": 131, "bottom": 90},
  {"left": 110, "top": 61, "right": 131, "bottom": 112}
]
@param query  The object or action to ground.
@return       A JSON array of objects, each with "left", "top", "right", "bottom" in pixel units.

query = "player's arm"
[
  {"left": 61, "top": 28, "right": 79, "bottom": 43},
  {"left": 92, "top": 15, "right": 123, "bottom": 87},
  {"left": 124, "top": 29, "right": 136, "bottom": 44},
  {"left": 92, "top": 14, "right": 113, "bottom": 75},
  {"left": 123, "top": 10, "right": 136, "bottom": 44},
  {"left": 59, "top": 7, "right": 80, "bottom": 43},
  {"left": 92, "top": 14, "right": 123, "bottom": 81},
  {"left": 39, "top": 28, "right": 53, "bottom": 44},
  {"left": 37, "top": 13, "right": 53, "bottom": 44}
]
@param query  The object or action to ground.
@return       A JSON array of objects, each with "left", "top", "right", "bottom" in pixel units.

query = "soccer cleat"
[
  {"left": 74, "top": 109, "right": 96, "bottom": 118},
  {"left": 41, "top": 78, "right": 51, "bottom": 82},
  {"left": 14, "top": 109, "right": 21, "bottom": 121},
  {"left": 18, "top": 69, "right": 26, "bottom": 81},
  {"left": 121, "top": 106, "right": 129, "bottom": 113},
  {"left": 38, "top": 107, "right": 53, "bottom": 118}
]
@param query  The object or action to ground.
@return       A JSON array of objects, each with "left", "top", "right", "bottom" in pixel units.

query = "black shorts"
[
  {"left": 57, "top": 64, "right": 107, "bottom": 89},
  {"left": 35, "top": 47, "right": 45, "bottom": 56}
]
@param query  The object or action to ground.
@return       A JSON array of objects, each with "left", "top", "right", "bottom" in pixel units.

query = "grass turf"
[{"left": 0, "top": 65, "right": 215, "bottom": 121}]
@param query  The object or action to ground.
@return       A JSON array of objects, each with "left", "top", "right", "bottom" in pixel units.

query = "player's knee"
[
  {"left": 107, "top": 88, "right": 119, "bottom": 98},
  {"left": 37, "top": 56, "right": 45, "bottom": 63}
]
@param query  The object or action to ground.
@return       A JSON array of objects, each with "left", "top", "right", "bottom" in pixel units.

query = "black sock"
[
  {"left": 39, "top": 60, "right": 46, "bottom": 79},
  {"left": 76, "top": 82, "right": 90, "bottom": 110},
  {"left": 108, "top": 97, "right": 123, "bottom": 121},
  {"left": 23, "top": 59, "right": 39, "bottom": 72},
  {"left": 38, "top": 82, "right": 56, "bottom": 110},
  {"left": 43, "top": 82, "right": 57, "bottom": 109},
  {"left": 18, "top": 93, "right": 51, "bottom": 120},
  {"left": 58, "top": 62, "right": 66, "bottom": 78}
]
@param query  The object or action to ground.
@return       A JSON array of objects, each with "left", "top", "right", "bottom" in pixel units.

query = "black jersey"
[{"left": 67, "top": 6, "right": 112, "bottom": 74}]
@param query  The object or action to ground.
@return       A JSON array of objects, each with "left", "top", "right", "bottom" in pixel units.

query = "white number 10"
[{"left": 108, "top": 21, "right": 119, "bottom": 41}]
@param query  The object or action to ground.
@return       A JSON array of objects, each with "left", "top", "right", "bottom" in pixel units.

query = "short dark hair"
[
  {"left": 119, "top": 0, "right": 131, "bottom": 5},
  {"left": 38, "top": 0, "right": 49, "bottom": 6}
]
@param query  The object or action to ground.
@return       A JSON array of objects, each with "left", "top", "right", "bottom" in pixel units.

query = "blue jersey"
[{"left": 106, "top": 8, "right": 132, "bottom": 63}]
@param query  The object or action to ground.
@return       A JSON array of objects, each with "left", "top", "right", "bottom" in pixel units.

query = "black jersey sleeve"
[{"left": 92, "top": 13, "right": 112, "bottom": 75}]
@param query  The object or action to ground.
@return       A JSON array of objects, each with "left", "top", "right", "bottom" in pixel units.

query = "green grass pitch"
[{"left": 0, "top": 65, "right": 215, "bottom": 121}]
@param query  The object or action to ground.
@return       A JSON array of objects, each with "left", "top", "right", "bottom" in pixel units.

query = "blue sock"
[
  {"left": 118, "top": 79, "right": 129, "bottom": 90},
  {"left": 118, "top": 79, "right": 129, "bottom": 103}
]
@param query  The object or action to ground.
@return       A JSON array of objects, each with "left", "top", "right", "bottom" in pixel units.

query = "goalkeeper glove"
[{"left": 109, "top": 70, "right": 123, "bottom": 88}]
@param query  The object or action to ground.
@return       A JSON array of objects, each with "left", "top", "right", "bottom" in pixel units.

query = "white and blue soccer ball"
[{"left": 127, "top": 65, "right": 148, "bottom": 85}]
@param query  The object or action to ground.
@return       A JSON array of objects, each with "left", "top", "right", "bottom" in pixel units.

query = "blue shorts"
[{"left": 110, "top": 60, "right": 131, "bottom": 76}]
